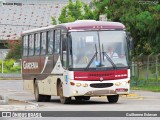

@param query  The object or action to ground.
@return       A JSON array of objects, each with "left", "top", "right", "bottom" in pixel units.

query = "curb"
[
  {"left": 0, "top": 78, "right": 22, "bottom": 80},
  {"left": 0, "top": 98, "right": 39, "bottom": 110},
  {"left": 0, "top": 95, "right": 8, "bottom": 105},
  {"left": 121, "top": 93, "right": 139, "bottom": 97}
]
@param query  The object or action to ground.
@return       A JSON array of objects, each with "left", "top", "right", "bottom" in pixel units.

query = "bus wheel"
[
  {"left": 34, "top": 82, "right": 43, "bottom": 102},
  {"left": 107, "top": 95, "right": 119, "bottom": 103},
  {"left": 45, "top": 95, "right": 51, "bottom": 102},
  {"left": 59, "top": 83, "right": 71, "bottom": 104},
  {"left": 34, "top": 82, "right": 51, "bottom": 102}
]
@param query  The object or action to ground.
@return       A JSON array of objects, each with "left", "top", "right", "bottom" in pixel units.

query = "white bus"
[{"left": 22, "top": 20, "right": 130, "bottom": 104}]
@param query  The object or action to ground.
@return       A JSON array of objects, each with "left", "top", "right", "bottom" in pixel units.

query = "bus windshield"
[{"left": 69, "top": 31, "right": 128, "bottom": 70}]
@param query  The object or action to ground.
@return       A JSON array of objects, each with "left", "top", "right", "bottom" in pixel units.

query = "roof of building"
[
  {"left": 0, "top": 0, "right": 92, "bottom": 40},
  {"left": 0, "top": 1, "right": 67, "bottom": 40}
]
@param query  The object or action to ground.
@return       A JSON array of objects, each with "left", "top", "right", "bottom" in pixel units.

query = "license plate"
[{"left": 116, "top": 88, "right": 128, "bottom": 92}]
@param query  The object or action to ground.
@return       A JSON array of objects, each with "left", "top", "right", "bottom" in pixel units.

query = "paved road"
[{"left": 0, "top": 80, "right": 160, "bottom": 112}]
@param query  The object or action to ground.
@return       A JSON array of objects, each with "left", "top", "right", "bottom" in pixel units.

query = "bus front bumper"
[{"left": 84, "top": 88, "right": 129, "bottom": 96}]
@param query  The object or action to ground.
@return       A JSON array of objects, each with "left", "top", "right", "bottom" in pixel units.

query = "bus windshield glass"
[{"left": 69, "top": 31, "right": 128, "bottom": 70}]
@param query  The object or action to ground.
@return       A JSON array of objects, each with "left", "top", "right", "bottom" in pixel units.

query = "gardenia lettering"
[{"left": 23, "top": 61, "right": 38, "bottom": 69}]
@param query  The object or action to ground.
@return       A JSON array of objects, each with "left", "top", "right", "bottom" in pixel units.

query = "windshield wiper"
[
  {"left": 102, "top": 44, "right": 117, "bottom": 70},
  {"left": 85, "top": 44, "right": 98, "bottom": 70},
  {"left": 85, "top": 52, "right": 98, "bottom": 70}
]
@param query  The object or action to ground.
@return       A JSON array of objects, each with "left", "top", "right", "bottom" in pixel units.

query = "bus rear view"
[{"left": 22, "top": 20, "right": 130, "bottom": 104}]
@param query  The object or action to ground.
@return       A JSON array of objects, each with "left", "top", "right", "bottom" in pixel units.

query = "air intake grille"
[{"left": 90, "top": 83, "right": 113, "bottom": 88}]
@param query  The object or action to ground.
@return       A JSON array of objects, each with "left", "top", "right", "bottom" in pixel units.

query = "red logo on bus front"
[{"left": 74, "top": 70, "right": 128, "bottom": 81}]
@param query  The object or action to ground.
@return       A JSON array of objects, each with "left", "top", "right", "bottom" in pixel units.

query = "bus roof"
[
  {"left": 22, "top": 25, "right": 54, "bottom": 35},
  {"left": 61, "top": 20, "right": 125, "bottom": 30},
  {"left": 22, "top": 20, "right": 125, "bottom": 35}
]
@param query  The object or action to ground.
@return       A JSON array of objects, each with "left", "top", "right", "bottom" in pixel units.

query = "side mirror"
[{"left": 126, "top": 32, "right": 133, "bottom": 50}]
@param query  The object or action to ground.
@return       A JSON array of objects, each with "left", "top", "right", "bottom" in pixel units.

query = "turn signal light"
[
  {"left": 128, "top": 80, "right": 130, "bottom": 83},
  {"left": 70, "top": 82, "right": 75, "bottom": 86}
]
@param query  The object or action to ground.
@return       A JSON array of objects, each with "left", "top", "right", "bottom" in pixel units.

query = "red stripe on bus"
[{"left": 74, "top": 69, "right": 128, "bottom": 81}]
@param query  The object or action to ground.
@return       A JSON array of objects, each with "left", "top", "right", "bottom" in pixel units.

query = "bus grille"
[{"left": 90, "top": 83, "right": 113, "bottom": 88}]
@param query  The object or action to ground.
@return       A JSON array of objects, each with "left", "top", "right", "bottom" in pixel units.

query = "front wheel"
[
  {"left": 34, "top": 81, "right": 51, "bottom": 102},
  {"left": 59, "top": 82, "right": 71, "bottom": 104},
  {"left": 107, "top": 95, "right": 119, "bottom": 103}
]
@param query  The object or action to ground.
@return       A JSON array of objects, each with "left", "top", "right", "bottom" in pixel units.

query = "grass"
[{"left": 131, "top": 85, "right": 160, "bottom": 92}]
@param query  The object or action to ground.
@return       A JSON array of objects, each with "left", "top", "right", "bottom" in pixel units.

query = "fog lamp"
[{"left": 73, "top": 90, "right": 78, "bottom": 94}]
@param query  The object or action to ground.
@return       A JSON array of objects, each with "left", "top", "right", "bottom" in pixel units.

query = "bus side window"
[
  {"left": 47, "top": 30, "right": 54, "bottom": 54},
  {"left": 68, "top": 34, "right": 73, "bottom": 67},
  {"left": 23, "top": 35, "right": 28, "bottom": 56},
  {"left": 29, "top": 34, "right": 34, "bottom": 56},
  {"left": 35, "top": 33, "right": 40, "bottom": 55},
  {"left": 41, "top": 32, "right": 47, "bottom": 55},
  {"left": 61, "top": 33, "right": 67, "bottom": 68},
  {"left": 54, "top": 29, "right": 60, "bottom": 54}
]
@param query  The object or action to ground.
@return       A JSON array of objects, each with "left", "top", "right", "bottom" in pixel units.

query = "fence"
[
  {"left": 1, "top": 57, "right": 160, "bottom": 84},
  {"left": 131, "top": 53, "right": 160, "bottom": 86}
]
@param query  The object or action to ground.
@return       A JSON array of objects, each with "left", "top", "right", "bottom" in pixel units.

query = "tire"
[
  {"left": 34, "top": 81, "right": 51, "bottom": 102},
  {"left": 83, "top": 96, "right": 90, "bottom": 100},
  {"left": 45, "top": 95, "right": 51, "bottom": 102},
  {"left": 75, "top": 96, "right": 90, "bottom": 101},
  {"left": 75, "top": 96, "right": 83, "bottom": 101},
  {"left": 59, "top": 82, "right": 71, "bottom": 104},
  {"left": 107, "top": 95, "right": 119, "bottom": 103}
]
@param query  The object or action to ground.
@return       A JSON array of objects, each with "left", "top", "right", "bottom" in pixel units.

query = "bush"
[{"left": 0, "top": 59, "right": 21, "bottom": 73}]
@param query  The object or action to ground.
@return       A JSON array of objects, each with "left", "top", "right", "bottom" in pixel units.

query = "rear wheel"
[
  {"left": 34, "top": 81, "right": 51, "bottom": 102},
  {"left": 59, "top": 82, "right": 71, "bottom": 104},
  {"left": 107, "top": 95, "right": 119, "bottom": 103}
]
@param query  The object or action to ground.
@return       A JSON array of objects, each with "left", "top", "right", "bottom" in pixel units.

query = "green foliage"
[
  {"left": 0, "top": 59, "right": 21, "bottom": 73},
  {"left": 55, "top": 0, "right": 159, "bottom": 56},
  {"left": 10, "top": 65, "right": 21, "bottom": 73},
  {"left": 131, "top": 85, "right": 160, "bottom": 92},
  {"left": 5, "top": 39, "right": 22, "bottom": 60},
  {"left": 58, "top": 0, "right": 94, "bottom": 24},
  {"left": 51, "top": 17, "right": 57, "bottom": 25},
  {"left": 91, "top": 0, "right": 160, "bottom": 56}
]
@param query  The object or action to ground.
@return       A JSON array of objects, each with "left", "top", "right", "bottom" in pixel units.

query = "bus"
[{"left": 22, "top": 20, "right": 130, "bottom": 104}]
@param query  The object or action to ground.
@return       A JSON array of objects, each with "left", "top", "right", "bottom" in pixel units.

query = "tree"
[
  {"left": 5, "top": 38, "right": 22, "bottom": 60},
  {"left": 51, "top": 16, "right": 57, "bottom": 25},
  {"left": 91, "top": 0, "right": 160, "bottom": 55},
  {"left": 58, "top": 0, "right": 94, "bottom": 23}
]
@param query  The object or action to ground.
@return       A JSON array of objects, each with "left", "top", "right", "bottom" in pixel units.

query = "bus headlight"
[
  {"left": 121, "top": 81, "right": 127, "bottom": 85},
  {"left": 115, "top": 82, "right": 121, "bottom": 86},
  {"left": 83, "top": 83, "right": 88, "bottom": 87},
  {"left": 76, "top": 83, "right": 81, "bottom": 87}
]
